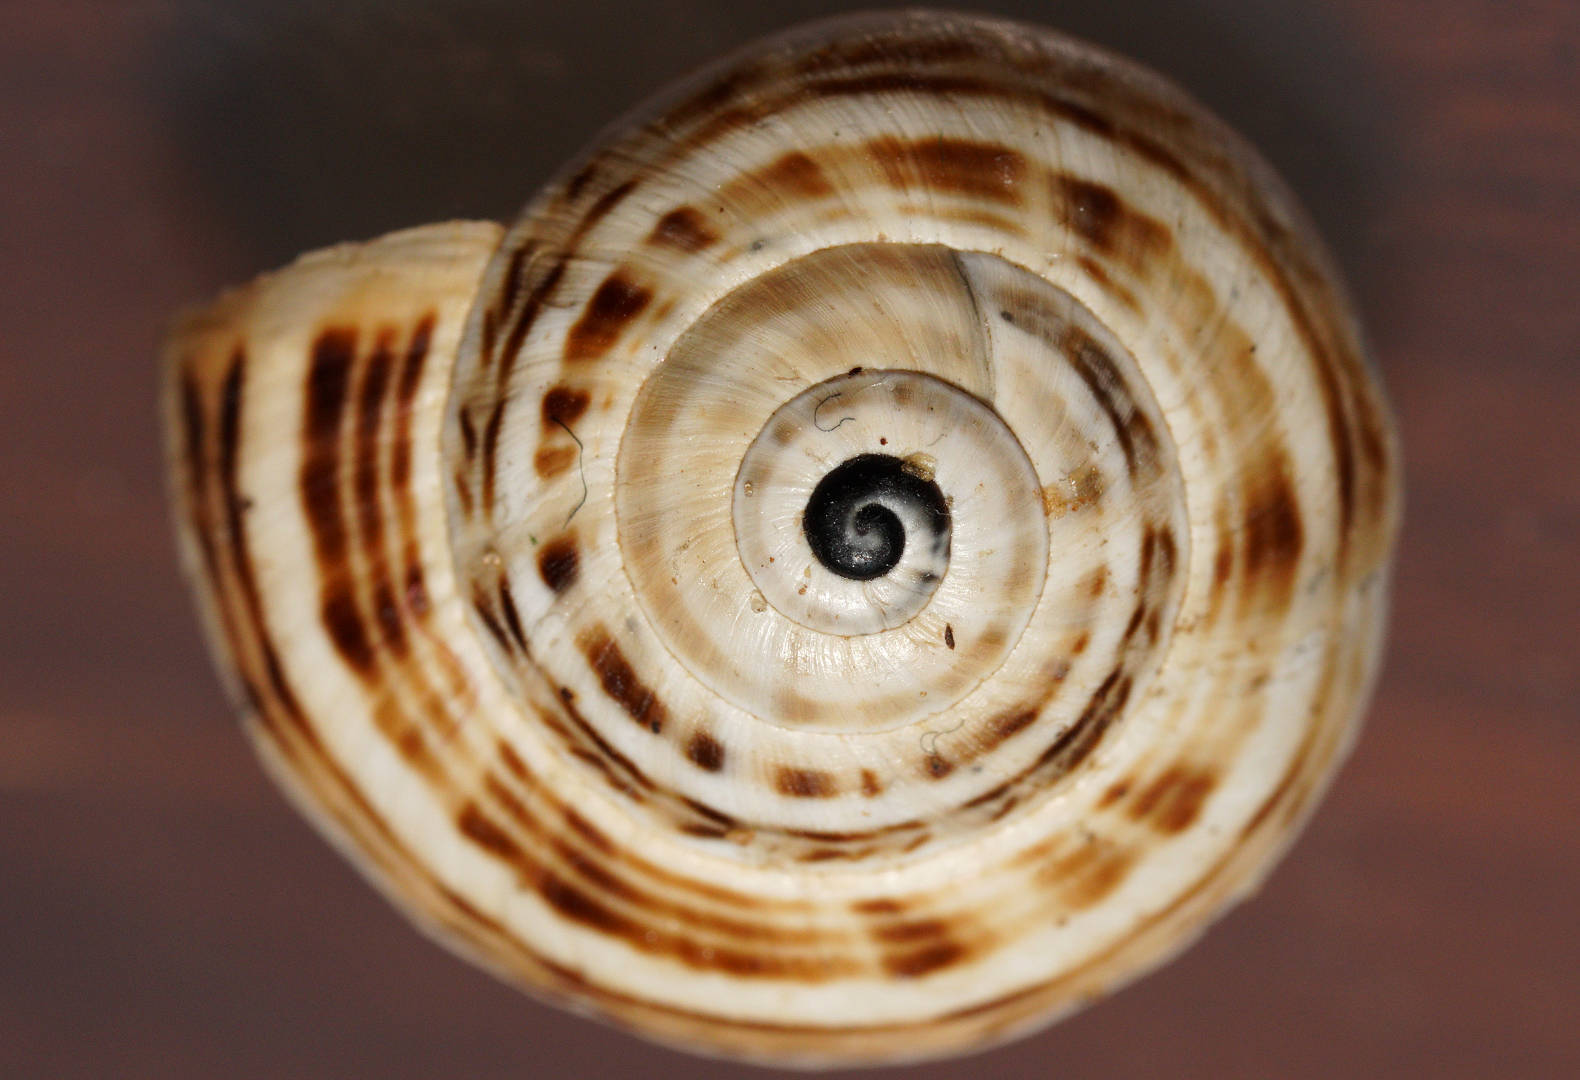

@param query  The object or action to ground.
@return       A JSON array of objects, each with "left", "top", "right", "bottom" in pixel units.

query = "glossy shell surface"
[{"left": 164, "top": 11, "right": 1399, "bottom": 1067}]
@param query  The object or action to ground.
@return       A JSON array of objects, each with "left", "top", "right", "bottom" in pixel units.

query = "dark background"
[{"left": 3, "top": 1, "right": 1576, "bottom": 1076}]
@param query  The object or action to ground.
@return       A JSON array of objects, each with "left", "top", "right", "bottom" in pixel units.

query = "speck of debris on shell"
[{"left": 902, "top": 452, "right": 937, "bottom": 482}]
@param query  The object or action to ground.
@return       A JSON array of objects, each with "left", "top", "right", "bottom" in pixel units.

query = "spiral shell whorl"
[{"left": 166, "top": 11, "right": 1398, "bottom": 1067}]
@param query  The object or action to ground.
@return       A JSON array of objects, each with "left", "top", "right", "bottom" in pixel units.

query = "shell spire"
[{"left": 164, "top": 11, "right": 1399, "bottom": 1067}]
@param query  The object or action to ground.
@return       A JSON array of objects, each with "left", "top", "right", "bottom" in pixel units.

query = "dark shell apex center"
[{"left": 802, "top": 453, "right": 951, "bottom": 580}]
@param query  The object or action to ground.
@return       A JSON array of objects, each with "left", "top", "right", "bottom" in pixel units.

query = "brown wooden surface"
[{"left": 3, "top": 1, "right": 1576, "bottom": 1076}]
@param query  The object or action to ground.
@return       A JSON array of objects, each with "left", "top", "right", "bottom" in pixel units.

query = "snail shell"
[{"left": 163, "top": 11, "right": 1399, "bottom": 1068}]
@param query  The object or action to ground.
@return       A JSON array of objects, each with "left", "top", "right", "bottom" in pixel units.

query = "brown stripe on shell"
[
  {"left": 472, "top": 581, "right": 515, "bottom": 656},
  {"left": 537, "top": 532, "right": 581, "bottom": 593},
  {"left": 882, "top": 940, "right": 970, "bottom": 979},
  {"left": 177, "top": 366, "right": 221, "bottom": 583},
  {"left": 1054, "top": 176, "right": 1171, "bottom": 260},
  {"left": 1209, "top": 499, "right": 1238, "bottom": 619},
  {"left": 536, "top": 384, "right": 589, "bottom": 479},
  {"left": 494, "top": 256, "right": 566, "bottom": 379},
  {"left": 648, "top": 205, "right": 720, "bottom": 253},
  {"left": 542, "top": 384, "right": 591, "bottom": 427},
  {"left": 495, "top": 242, "right": 531, "bottom": 326},
  {"left": 749, "top": 150, "right": 836, "bottom": 198},
  {"left": 564, "top": 271, "right": 655, "bottom": 362},
  {"left": 478, "top": 398, "right": 506, "bottom": 513},
  {"left": 782, "top": 819, "right": 928, "bottom": 845},
  {"left": 391, "top": 316, "right": 434, "bottom": 626},
  {"left": 564, "top": 161, "right": 600, "bottom": 201},
  {"left": 685, "top": 731, "right": 726, "bottom": 772},
  {"left": 985, "top": 670, "right": 1134, "bottom": 802},
  {"left": 984, "top": 707, "right": 1039, "bottom": 749},
  {"left": 869, "top": 137, "right": 1027, "bottom": 203},
  {"left": 215, "top": 349, "right": 309, "bottom": 731},
  {"left": 1062, "top": 324, "right": 1161, "bottom": 477},
  {"left": 1045, "top": 841, "right": 1138, "bottom": 910},
  {"left": 1239, "top": 458, "right": 1306, "bottom": 612},
  {"left": 872, "top": 918, "right": 955, "bottom": 945},
  {"left": 353, "top": 332, "right": 411, "bottom": 659},
  {"left": 910, "top": 203, "right": 1030, "bottom": 237},
  {"left": 496, "top": 739, "right": 532, "bottom": 783},
  {"left": 538, "top": 688, "right": 656, "bottom": 802},
  {"left": 1075, "top": 254, "right": 1141, "bottom": 312},
  {"left": 851, "top": 897, "right": 904, "bottom": 917},
  {"left": 776, "top": 767, "right": 838, "bottom": 798},
  {"left": 534, "top": 444, "right": 578, "bottom": 479},
  {"left": 452, "top": 465, "right": 474, "bottom": 515},
  {"left": 577, "top": 625, "right": 669, "bottom": 734},
  {"left": 716, "top": 138, "right": 1029, "bottom": 229},
  {"left": 1150, "top": 522, "right": 1180, "bottom": 579},
  {"left": 301, "top": 328, "right": 356, "bottom": 564},
  {"left": 299, "top": 328, "right": 378, "bottom": 674},
  {"left": 497, "top": 577, "right": 529, "bottom": 653},
  {"left": 320, "top": 586, "right": 376, "bottom": 674},
  {"left": 457, "top": 398, "right": 480, "bottom": 461},
  {"left": 1128, "top": 764, "right": 1219, "bottom": 835},
  {"left": 992, "top": 282, "right": 1162, "bottom": 481},
  {"left": 1098, "top": 778, "right": 1132, "bottom": 809}
]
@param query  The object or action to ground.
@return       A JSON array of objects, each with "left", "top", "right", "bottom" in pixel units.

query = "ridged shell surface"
[{"left": 164, "top": 11, "right": 1399, "bottom": 1067}]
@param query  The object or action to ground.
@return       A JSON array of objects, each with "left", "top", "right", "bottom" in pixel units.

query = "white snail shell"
[{"left": 163, "top": 11, "right": 1399, "bottom": 1068}]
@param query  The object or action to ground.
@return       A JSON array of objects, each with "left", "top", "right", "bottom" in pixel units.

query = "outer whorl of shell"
[{"left": 163, "top": 12, "right": 1399, "bottom": 1068}]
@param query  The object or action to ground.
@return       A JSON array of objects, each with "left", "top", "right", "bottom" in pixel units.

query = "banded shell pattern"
[{"left": 164, "top": 12, "right": 1399, "bottom": 1067}]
